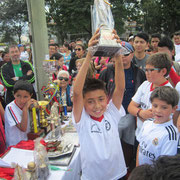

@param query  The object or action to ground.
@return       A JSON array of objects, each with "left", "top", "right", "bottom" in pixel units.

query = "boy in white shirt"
[
  {"left": 5, "top": 80, "right": 37, "bottom": 147},
  {"left": 128, "top": 52, "right": 172, "bottom": 138},
  {"left": 72, "top": 29, "right": 127, "bottom": 180},
  {"left": 136, "top": 86, "right": 179, "bottom": 165}
]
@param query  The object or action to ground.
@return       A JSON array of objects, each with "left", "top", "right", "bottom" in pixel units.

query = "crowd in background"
[{"left": 0, "top": 30, "right": 180, "bottom": 179}]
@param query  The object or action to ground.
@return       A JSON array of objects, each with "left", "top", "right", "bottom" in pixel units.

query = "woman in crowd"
[
  {"left": 62, "top": 42, "right": 71, "bottom": 68},
  {"left": 68, "top": 44, "right": 86, "bottom": 75},
  {"left": 56, "top": 70, "right": 72, "bottom": 112},
  {"left": 50, "top": 53, "right": 67, "bottom": 81}
]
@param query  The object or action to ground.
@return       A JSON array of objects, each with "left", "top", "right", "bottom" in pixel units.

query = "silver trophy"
[{"left": 92, "top": 0, "right": 128, "bottom": 57}]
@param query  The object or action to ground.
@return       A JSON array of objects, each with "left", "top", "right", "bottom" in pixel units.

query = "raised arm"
[
  {"left": 73, "top": 30, "right": 100, "bottom": 123},
  {"left": 112, "top": 32, "right": 125, "bottom": 110}
]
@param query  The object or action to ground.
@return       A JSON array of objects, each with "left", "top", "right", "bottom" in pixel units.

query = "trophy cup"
[
  {"left": 38, "top": 101, "right": 51, "bottom": 134},
  {"left": 43, "top": 58, "right": 57, "bottom": 83},
  {"left": 92, "top": 0, "right": 129, "bottom": 57}
]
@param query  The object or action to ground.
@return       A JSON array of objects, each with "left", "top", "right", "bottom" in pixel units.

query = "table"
[
  {"left": 0, "top": 116, "right": 82, "bottom": 180},
  {"left": 49, "top": 147, "right": 81, "bottom": 180}
]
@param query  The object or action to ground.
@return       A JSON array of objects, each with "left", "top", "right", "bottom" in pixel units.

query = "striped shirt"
[{"left": 5, "top": 101, "right": 30, "bottom": 147}]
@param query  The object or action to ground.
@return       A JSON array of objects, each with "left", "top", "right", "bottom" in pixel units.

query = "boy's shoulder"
[{"left": 5, "top": 100, "right": 21, "bottom": 112}]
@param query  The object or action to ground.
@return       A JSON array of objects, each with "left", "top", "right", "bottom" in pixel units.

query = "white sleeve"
[
  {"left": 160, "top": 135, "right": 178, "bottom": 156},
  {"left": 72, "top": 107, "right": 88, "bottom": 132},
  {"left": 5, "top": 106, "right": 17, "bottom": 127},
  {"left": 132, "top": 82, "right": 146, "bottom": 104},
  {"left": 175, "top": 82, "right": 180, "bottom": 111},
  {"left": 105, "top": 100, "right": 126, "bottom": 125}
]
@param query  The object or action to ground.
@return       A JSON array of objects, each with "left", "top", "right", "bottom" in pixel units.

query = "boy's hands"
[
  {"left": 88, "top": 29, "right": 100, "bottom": 48},
  {"left": 112, "top": 29, "right": 121, "bottom": 44},
  {"left": 23, "top": 98, "right": 37, "bottom": 110},
  {"left": 139, "top": 109, "right": 153, "bottom": 121}
]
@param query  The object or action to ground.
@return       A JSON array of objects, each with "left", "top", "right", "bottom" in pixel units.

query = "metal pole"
[{"left": 26, "top": 0, "right": 49, "bottom": 100}]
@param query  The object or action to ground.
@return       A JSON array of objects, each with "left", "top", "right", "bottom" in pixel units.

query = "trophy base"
[
  {"left": 41, "top": 124, "right": 51, "bottom": 135},
  {"left": 27, "top": 129, "right": 45, "bottom": 140},
  {"left": 93, "top": 28, "right": 123, "bottom": 57},
  {"left": 93, "top": 45, "right": 120, "bottom": 57}
]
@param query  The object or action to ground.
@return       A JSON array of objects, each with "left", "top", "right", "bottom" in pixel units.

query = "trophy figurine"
[
  {"left": 92, "top": 0, "right": 128, "bottom": 57},
  {"left": 47, "top": 102, "right": 61, "bottom": 130}
]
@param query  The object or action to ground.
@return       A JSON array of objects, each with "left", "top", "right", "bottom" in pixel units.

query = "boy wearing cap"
[{"left": 99, "top": 41, "right": 146, "bottom": 168}]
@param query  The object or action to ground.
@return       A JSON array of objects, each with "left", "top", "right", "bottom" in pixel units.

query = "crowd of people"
[{"left": 0, "top": 29, "right": 180, "bottom": 179}]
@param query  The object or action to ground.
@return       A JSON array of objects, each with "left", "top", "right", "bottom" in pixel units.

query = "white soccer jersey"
[
  {"left": 132, "top": 80, "right": 172, "bottom": 137},
  {"left": 175, "top": 82, "right": 180, "bottom": 111},
  {"left": 137, "top": 120, "right": 179, "bottom": 165},
  {"left": 72, "top": 101, "right": 127, "bottom": 180},
  {"left": 5, "top": 101, "right": 30, "bottom": 147}
]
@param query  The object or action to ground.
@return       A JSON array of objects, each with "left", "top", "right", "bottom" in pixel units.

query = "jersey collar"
[
  {"left": 90, "top": 115, "right": 104, "bottom": 122},
  {"left": 150, "top": 80, "right": 169, "bottom": 91},
  {"left": 14, "top": 100, "right": 23, "bottom": 110}
]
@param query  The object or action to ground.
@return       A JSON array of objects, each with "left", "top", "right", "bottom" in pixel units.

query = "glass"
[
  {"left": 75, "top": 48, "right": 82, "bottom": 51},
  {"left": 145, "top": 68, "right": 161, "bottom": 73},
  {"left": 58, "top": 77, "right": 69, "bottom": 81}
]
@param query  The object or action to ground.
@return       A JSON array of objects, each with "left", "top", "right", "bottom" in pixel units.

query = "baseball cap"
[
  {"left": 18, "top": 44, "right": 23, "bottom": 48},
  {"left": 128, "top": 35, "right": 134, "bottom": 41},
  {"left": 121, "top": 41, "right": 134, "bottom": 53}
]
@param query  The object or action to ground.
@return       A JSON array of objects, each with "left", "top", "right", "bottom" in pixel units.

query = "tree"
[
  {"left": 0, "top": 0, "right": 28, "bottom": 44},
  {"left": 128, "top": 0, "right": 180, "bottom": 36},
  {"left": 45, "top": 0, "right": 129, "bottom": 43}
]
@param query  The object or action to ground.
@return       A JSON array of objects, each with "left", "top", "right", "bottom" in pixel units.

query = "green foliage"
[
  {"left": 0, "top": 0, "right": 179, "bottom": 45},
  {"left": 0, "top": 0, "right": 28, "bottom": 43},
  {"left": 45, "top": 0, "right": 128, "bottom": 43},
  {"left": 128, "top": 0, "right": 180, "bottom": 36}
]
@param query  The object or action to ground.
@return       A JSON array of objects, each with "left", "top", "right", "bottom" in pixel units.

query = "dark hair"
[
  {"left": 150, "top": 86, "right": 179, "bottom": 107},
  {"left": 50, "top": 53, "right": 63, "bottom": 60},
  {"left": 128, "top": 164, "right": 154, "bottom": 180},
  {"left": 9, "top": 44, "right": 18, "bottom": 51},
  {"left": 75, "top": 38, "right": 83, "bottom": 43},
  {"left": 48, "top": 43, "right": 56, "bottom": 47},
  {"left": 13, "top": 80, "right": 34, "bottom": 95},
  {"left": 63, "top": 42, "right": 69, "bottom": 48},
  {"left": 152, "top": 155, "right": 180, "bottom": 180},
  {"left": 129, "top": 155, "right": 180, "bottom": 180},
  {"left": 2, "top": 51, "right": 8, "bottom": 58},
  {"left": 158, "top": 36, "right": 174, "bottom": 51},
  {"left": 146, "top": 52, "right": 172, "bottom": 77},
  {"left": 83, "top": 78, "right": 107, "bottom": 97},
  {"left": 173, "top": 31, "right": 180, "bottom": 36},
  {"left": 151, "top": 33, "right": 161, "bottom": 41},
  {"left": 134, "top": 32, "right": 149, "bottom": 43}
]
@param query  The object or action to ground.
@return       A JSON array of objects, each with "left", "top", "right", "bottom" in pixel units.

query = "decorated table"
[{"left": 0, "top": 118, "right": 82, "bottom": 180}]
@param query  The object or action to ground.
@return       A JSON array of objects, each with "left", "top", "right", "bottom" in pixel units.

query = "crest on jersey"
[{"left": 152, "top": 138, "right": 158, "bottom": 146}]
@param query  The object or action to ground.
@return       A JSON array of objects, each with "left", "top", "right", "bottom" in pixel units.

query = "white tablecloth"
[{"left": 48, "top": 147, "right": 81, "bottom": 180}]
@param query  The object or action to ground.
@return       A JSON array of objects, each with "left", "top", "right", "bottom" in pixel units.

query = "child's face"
[
  {"left": 58, "top": 57, "right": 64, "bottom": 67},
  {"left": 152, "top": 98, "right": 177, "bottom": 124},
  {"left": 83, "top": 89, "right": 108, "bottom": 118},
  {"left": 14, "top": 90, "right": 32, "bottom": 109},
  {"left": 145, "top": 64, "right": 164, "bottom": 83}
]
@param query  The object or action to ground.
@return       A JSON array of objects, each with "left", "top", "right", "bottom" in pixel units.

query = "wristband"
[{"left": 137, "top": 108, "right": 142, "bottom": 118}]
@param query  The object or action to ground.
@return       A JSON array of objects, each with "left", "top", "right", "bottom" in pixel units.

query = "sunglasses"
[
  {"left": 75, "top": 48, "right": 82, "bottom": 51},
  {"left": 145, "top": 68, "right": 161, "bottom": 73},
  {"left": 58, "top": 77, "right": 69, "bottom": 81}
]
